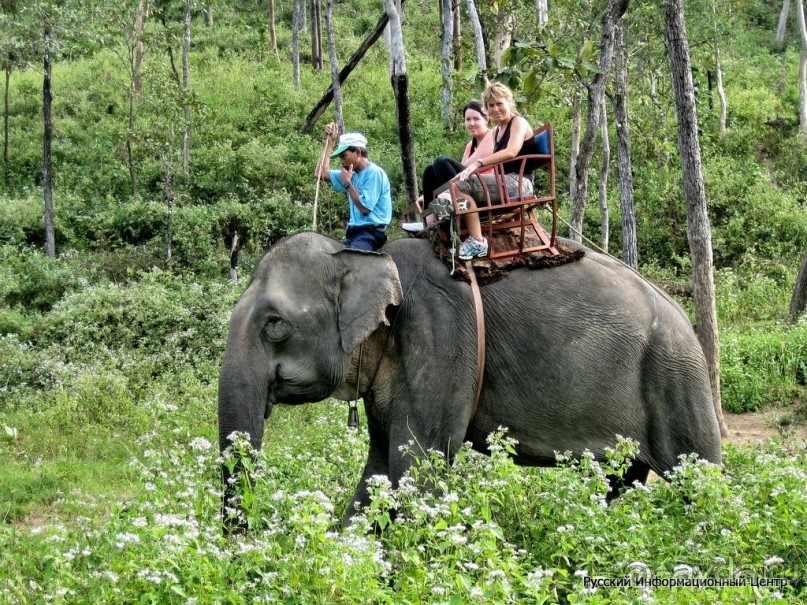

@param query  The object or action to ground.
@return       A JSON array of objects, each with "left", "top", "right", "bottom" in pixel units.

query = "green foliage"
[
  {"left": 0, "top": 1, "right": 806, "bottom": 600},
  {"left": 721, "top": 321, "right": 807, "bottom": 413},
  {"left": 2, "top": 416, "right": 805, "bottom": 602}
]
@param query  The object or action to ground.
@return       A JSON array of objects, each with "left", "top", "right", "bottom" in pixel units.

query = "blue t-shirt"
[{"left": 329, "top": 162, "right": 392, "bottom": 228}]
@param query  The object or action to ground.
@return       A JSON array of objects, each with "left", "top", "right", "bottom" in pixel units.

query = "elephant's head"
[{"left": 218, "top": 231, "right": 402, "bottom": 454}]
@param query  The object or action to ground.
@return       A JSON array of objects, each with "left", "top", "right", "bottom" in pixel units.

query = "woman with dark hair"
[
  {"left": 402, "top": 100, "right": 494, "bottom": 232},
  {"left": 452, "top": 82, "right": 539, "bottom": 259}
]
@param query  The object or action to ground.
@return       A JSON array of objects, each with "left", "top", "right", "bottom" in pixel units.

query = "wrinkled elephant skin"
[{"left": 218, "top": 232, "right": 721, "bottom": 524}]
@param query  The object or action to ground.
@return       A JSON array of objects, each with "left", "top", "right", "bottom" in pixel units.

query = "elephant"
[{"left": 218, "top": 231, "right": 722, "bottom": 525}]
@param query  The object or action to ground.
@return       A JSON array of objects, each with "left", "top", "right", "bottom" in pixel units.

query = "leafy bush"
[
  {"left": 0, "top": 246, "right": 84, "bottom": 313},
  {"left": 1, "top": 414, "right": 804, "bottom": 603},
  {"left": 721, "top": 322, "right": 807, "bottom": 413},
  {"left": 34, "top": 269, "right": 238, "bottom": 368}
]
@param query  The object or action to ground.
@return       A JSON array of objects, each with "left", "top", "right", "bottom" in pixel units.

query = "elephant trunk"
[{"left": 218, "top": 345, "right": 270, "bottom": 534}]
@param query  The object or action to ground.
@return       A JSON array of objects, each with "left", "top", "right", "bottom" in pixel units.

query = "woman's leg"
[
  {"left": 421, "top": 164, "right": 437, "bottom": 205},
  {"left": 423, "top": 156, "right": 464, "bottom": 204}
]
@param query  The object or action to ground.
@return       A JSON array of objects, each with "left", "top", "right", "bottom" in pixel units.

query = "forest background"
[{"left": 0, "top": 0, "right": 806, "bottom": 603}]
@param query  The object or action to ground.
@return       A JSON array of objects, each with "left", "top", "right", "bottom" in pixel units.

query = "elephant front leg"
[{"left": 342, "top": 433, "right": 390, "bottom": 527}]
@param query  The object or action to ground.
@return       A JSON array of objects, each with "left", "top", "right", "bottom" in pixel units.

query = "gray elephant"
[{"left": 218, "top": 231, "right": 722, "bottom": 525}]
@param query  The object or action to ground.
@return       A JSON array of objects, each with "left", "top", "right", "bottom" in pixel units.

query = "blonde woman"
[{"left": 453, "top": 82, "right": 539, "bottom": 259}]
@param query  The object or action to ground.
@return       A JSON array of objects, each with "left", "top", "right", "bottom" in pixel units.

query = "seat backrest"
[{"left": 534, "top": 129, "right": 550, "bottom": 155}]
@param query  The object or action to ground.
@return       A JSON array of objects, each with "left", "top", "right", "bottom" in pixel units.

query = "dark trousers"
[
  {"left": 344, "top": 225, "right": 387, "bottom": 251},
  {"left": 422, "top": 155, "right": 464, "bottom": 205}
]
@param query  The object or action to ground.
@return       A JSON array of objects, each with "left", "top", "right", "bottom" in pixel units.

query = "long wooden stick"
[{"left": 312, "top": 132, "right": 329, "bottom": 232}]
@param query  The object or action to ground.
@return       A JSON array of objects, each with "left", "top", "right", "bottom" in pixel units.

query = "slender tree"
[
  {"left": 204, "top": 2, "right": 213, "bottom": 27},
  {"left": 711, "top": 0, "right": 727, "bottom": 137},
  {"left": 492, "top": 3, "right": 514, "bottom": 71},
  {"left": 568, "top": 0, "right": 628, "bottom": 243},
  {"left": 569, "top": 90, "right": 581, "bottom": 204},
  {"left": 310, "top": 0, "right": 322, "bottom": 71},
  {"left": 267, "top": 0, "right": 278, "bottom": 54},
  {"left": 42, "top": 17, "right": 55, "bottom": 258},
  {"left": 778, "top": 0, "right": 790, "bottom": 45},
  {"left": 791, "top": 249, "right": 807, "bottom": 319},
  {"left": 440, "top": 0, "right": 453, "bottom": 129},
  {"left": 453, "top": 1, "right": 461, "bottom": 71},
  {"left": 182, "top": 0, "right": 191, "bottom": 174},
  {"left": 383, "top": 0, "right": 418, "bottom": 205},
  {"left": 133, "top": 0, "right": 147, "bottom": 93},
  {"left": 325, "top": 0, "right": 342, "bottom": 129},
  {"left": 3, "top": 57, "right": 9, "bottom": 165},
  {"left": 1, "top": 0, "right": 22, "bottom": 167},
  {"left": 649, "top": 66, "right": 671, "bottom": 174},
  {"left": 613, "top": 19, "right": 637, "bottom": 269},
  {"left": 536, "top": 0, "right": 547, "bottom": 27},
  {"left": 797, "top": 0, "right": 807, "bottom": 141},
  {"left": 664, "top": 0, "right": 728, "bottom": 437},
  {"left": 466, "top": 0, "right": 487, "bottom": 78},
  {"left": 598, "top": 99, "right": 610, "bottom": 250},
  {"left": 292, "top": 0, "right": 301, "bottom": 90}
]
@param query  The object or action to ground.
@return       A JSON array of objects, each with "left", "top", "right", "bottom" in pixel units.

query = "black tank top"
[{"left": 493, "top": 118, "right": 540, "bottom": 180}]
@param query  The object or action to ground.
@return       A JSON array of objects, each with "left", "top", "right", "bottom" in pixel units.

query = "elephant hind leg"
[{"left": 606, "top": 459, "right": 651, "bottom": 503}]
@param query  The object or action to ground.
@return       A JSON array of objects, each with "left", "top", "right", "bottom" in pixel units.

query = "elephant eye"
[{"left": 263, "top": 316, "right": 292, "bottom": 342}]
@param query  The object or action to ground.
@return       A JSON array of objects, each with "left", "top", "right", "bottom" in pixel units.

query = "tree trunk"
[
  {"left": 797, "top": 0, "right": 807, "bottom": 141},
  {"left": 790, "top": 249, "right": 807, "bottom": 319},
  {"left": 649, "top": 68, "right": 671, "bottom": 175},
  {"left": 536, "top": 0, "right": 548, "bottom": 27},
  {"left": 311, "top": 0, "right": 323, "bottom": 71},
  {"left": 182, "top": 0, "right": 191, "bottom": 175},
  {"left": 267, "top": 0, "right": 278, "bottom": 54},
  {"left": 230, "top": 232, "right": 239, "bottom": 284},
  {"left": 613, "top": 20, "right": 638, "bottom": 269},
  {"left": 162, "top": 145, "right": 174, "bottom": 263},
  {"left": 569, "top": 90, "right": 581, "bottom": 204},
  {"left": 292, "top": 0, "right": 302, "bottom": 91},
  {"left": 300, "top": 3, "right": 404, "bottom": 133},
  {"left": 453, "top": 1, "right": 462, "bottom": 72},
  {"left": 714, "top": 46, "right": 727, "bottom": 136},
  {"left": 43, "top": 23, "right": 55, "bottom": 259},
  {"left": 712, "top": 0, "right": 726, "bottom": 137},
  {"left": 778, "top": 0, "right": 790, "bottom": 45},
  {"left": 3, "top": 62, "right": 10, "bottom": 165},
  {"left": 127, "top": 87, "right": 137, "bottom": 198},
  {"left": 664, "top": 0, "right": 728, "bottom": 438},
  {"left": 383, "top": 0, "right": 418, "bottom": 206},
  {"left": 133, "top": 0, "right": 147, "bottom": 93},
  {"left": 325, "top": 0, "right": 343, "bottom": 130},
  {"left": 598, "top": 99, "right": 610, "bottom": 251},
  {"left": 440, "top": 0, "right": 454, "bottom": 129},
  {"left": 493, "top": 8, "right": 514, "bottom": 71},
  {"left": 568, "top": 0, "right": 628, "bottom": 243},
  {"left": 204, "top": 3, "right": 213, "bottom": 27},
  {"left": 466, "top": 0, "right": 487, "bottom": 76}
]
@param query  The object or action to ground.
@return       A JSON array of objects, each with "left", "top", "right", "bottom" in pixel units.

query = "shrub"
[{"left": 721, "top": 322, "right": 807, "bottom": 412}]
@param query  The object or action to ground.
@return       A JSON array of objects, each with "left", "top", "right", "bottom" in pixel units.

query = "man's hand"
[
  {"left": 325, "top": 121, "right": 339, "bottom": 143},
  {"left": 341, "top": 164, "right": 354, "bottom": 187}
]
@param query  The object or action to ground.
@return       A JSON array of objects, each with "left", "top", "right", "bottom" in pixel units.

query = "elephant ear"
[{"left": 334, "top": 249, "right": 403, "bottom": 354}]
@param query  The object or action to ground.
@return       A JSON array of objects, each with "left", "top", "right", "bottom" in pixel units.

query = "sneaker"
[
  {"left": 458, "top": 236, "right": 488, "bottom": 260},
  {"left": 401, "top": 221, "right": 424, "bottom": 233}
]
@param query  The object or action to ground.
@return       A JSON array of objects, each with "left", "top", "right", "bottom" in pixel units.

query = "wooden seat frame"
[
  {"left": 401, "top": 123, "right": 558, "bottom": 261},
  {"left": 448, "top": 122, "right": 558, "bottom": 260}
]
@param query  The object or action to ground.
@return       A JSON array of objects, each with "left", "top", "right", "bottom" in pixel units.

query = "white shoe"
[
  {"left": 458, "top": 236, "right": 488, "bottom": 260},
  {"left": 401, "top": 221, "right": 424, "bottom": 233}
]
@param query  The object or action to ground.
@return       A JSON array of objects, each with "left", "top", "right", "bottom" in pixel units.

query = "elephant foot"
[{"left": 606, "top": 460, "right": 651, "bottom": 503}]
